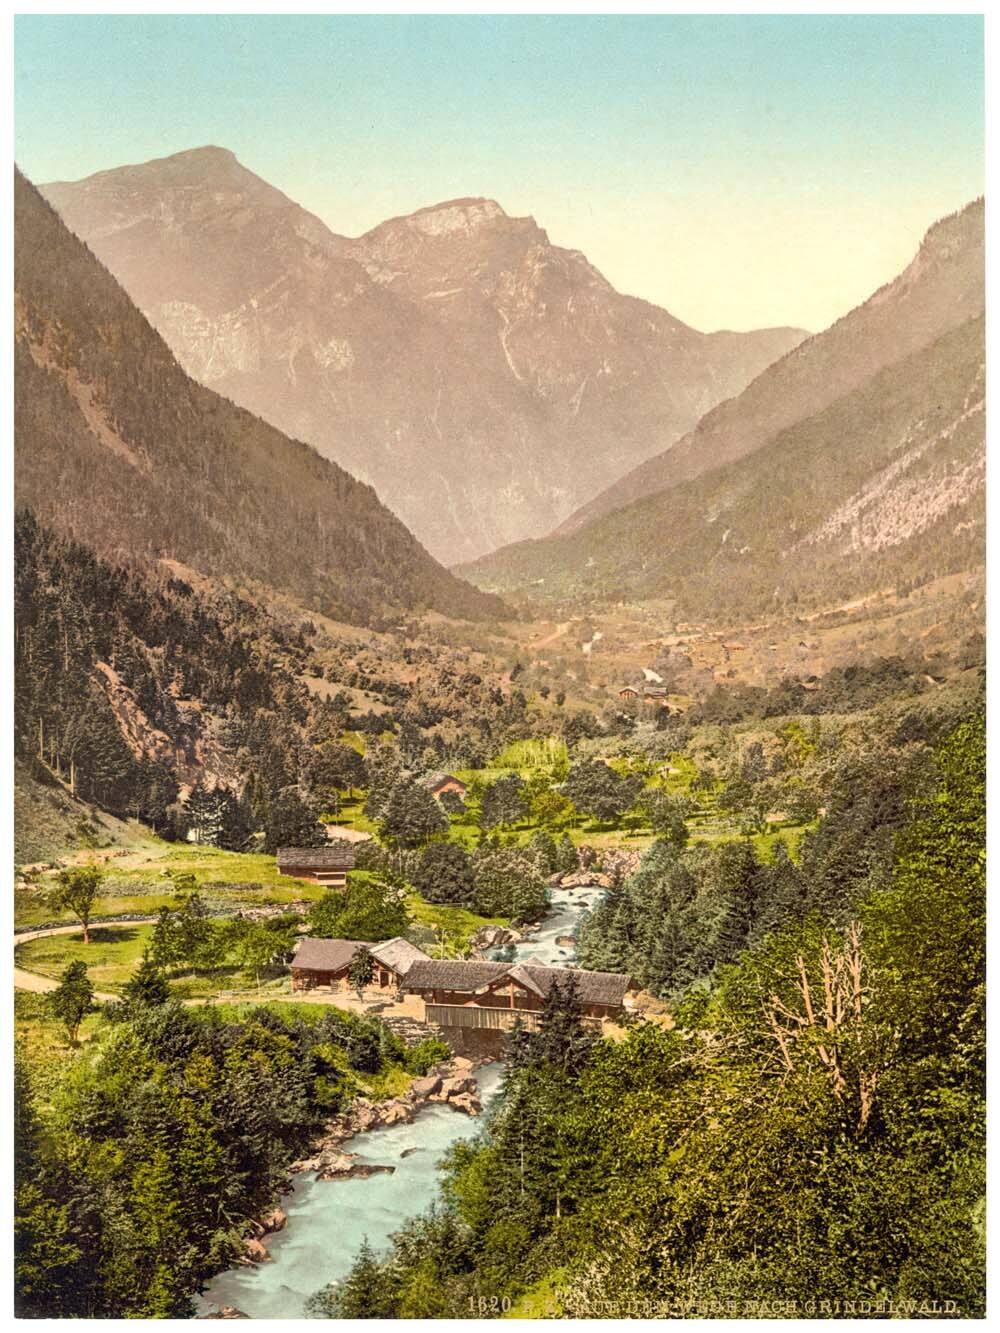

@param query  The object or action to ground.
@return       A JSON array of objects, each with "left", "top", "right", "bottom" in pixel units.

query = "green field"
[{"left": 15, "top": 842, "right": 325, "bottom": 929}]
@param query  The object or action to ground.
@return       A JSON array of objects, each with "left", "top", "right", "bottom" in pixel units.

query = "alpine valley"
[
  {"left": 41, "top": 146, "right": 805, "bottom": 563},
  {"left": 14, "top": 114, "right": 986, "bottom": 1330}
]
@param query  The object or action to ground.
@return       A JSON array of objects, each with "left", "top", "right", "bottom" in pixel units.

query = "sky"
[{"left": 14, "top": 13, "right": 984, "bottom": 333}]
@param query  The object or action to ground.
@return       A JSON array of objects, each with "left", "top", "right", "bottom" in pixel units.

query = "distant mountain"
[
  {"left": 555, "top": 199, "right": 985, "bottom": 535},
  {"left": 14, "top": 168, "right": 503, "bottom": 626},
  {"left": 41, "top": 147, "right": 805, "bottom": 562},
  {"left": 460, "top": 202, "right": 984, "bottom": 622}
]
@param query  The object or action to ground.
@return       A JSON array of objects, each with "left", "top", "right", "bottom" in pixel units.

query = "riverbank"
[{"left": 196, "top": 1063, "right": 506, "bottom": 1319}]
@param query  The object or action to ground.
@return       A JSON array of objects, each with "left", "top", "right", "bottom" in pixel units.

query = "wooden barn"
[
  {"left": 277, "top": 843, "right": 356, "bottom": 888},
  {"left": 618, "top": 686, "right": 640, "bottom": 701},
  {"left": 419, "top": 772, "right": 468, "bottom": 800},
  {"left": 290, "top": 936, "right": 429, "bottom": 993},
  {"left": 402, "top": 960, "right": 638, "bottom": 1031}
]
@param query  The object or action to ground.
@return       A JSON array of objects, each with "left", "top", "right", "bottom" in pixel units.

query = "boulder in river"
[
  {"left": 242, "top": 1238, "right": 271, "bottom": 1265},
  {"left": 380, "top": 1100, "right": 413, "bottom": 1126},
  {"left": 435, "top": 1075, "right": 476, "bottom": 1100},
  {"left": 199, "top": 1305, "right": 250, "bottom": 1319},
  {"left": 317, "top": 1159, "right": 396, "bottom": 1182},
  {"left": 400, "top": 1146, "right": 423, "bottom": 1158},
  {"left": 555, "top": 935, "right": 576, "bottom": 947},
  {"left": 260, "top": 1207, "right": 287, "bottom": 1235},
  {"left": 411, "top": 1073, "right": 442, "bottom": 1100},
  {"left": 448, "top": 1092, "right": 482, "bottom": 1116}
]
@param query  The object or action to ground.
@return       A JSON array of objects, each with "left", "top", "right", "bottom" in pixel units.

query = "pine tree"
[
  {"left": 50, "top": 961, "right": 94, "bottom": 1042},
  {"left": 121, "top": 950, "right": 171, "bottom": 1006}
]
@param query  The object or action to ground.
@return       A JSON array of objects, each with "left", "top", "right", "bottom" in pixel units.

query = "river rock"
[
  {"left": 380, "top": 1100, "right": 413, "bottom": 1126},
  {"left": 243, "top": 1238, "right": 271, "bottom": 1265},
  {"left": 400, "top": 1146, "right": 423, "bottom": 1158},
  {"left": 318, "top": 1161, "right": 396, "bottom": 1181},
  {"left": 448, "top": 1093, "right": 482, "bottom": 1116},
  {"left": 260, "top": 1207, "right": 287, "bottom": 1234},
  {"left": 450, "top": 1056, "right": 475, "bottom": 1072},
  {"left": 314, "top": 1148, "right": 356, "bottom": 1177},
  {"left": 468, "top": 924, "right": 522, "bottom": 953},
  {"left": 199, "top": 1305, "right": 250, "bottom": 1319},
  {"left": 560, "top": 871, "right": 614, "bottom": 889},
  {"left": 555, "top": 935, "right": 576, "bottom": 947},
  {"left": 437, "top": 1075, "right": 475, "bottom": 1100},
  {"left": 411, "top": 1073, "right": 443, "bottom": 1099}
]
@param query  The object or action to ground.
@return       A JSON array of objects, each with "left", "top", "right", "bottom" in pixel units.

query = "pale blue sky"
[{"left": 15, "top": 14, "right": 984, "bottom": 332}]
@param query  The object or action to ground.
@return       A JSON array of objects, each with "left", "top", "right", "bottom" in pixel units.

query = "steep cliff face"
[
  {"left": 462, "top": 313, "right": 985, "bottom": 623},
  {"left": 42, "top": 148, "right": 804, "bottom": 561},
  {"left": 555, "top": 198, "right": 986, "bottom": 535}
]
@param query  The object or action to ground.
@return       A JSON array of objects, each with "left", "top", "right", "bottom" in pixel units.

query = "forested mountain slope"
[
  {"left": 462, "top": 313, "right": 985, "bottom": 620},
  {"left": 553, "top": 197, "right": 984, "bottom": 535},
  {"left": 42, "top": 147, "right": 804, "bottom": 561},
  {"left": 14, "top": 169, "right": 503, "bottom": 627}
]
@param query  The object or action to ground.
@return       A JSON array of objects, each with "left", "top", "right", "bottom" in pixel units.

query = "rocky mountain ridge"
[
  {"left": 42, "top": 147, "right": 805, "bottom": 562},
  {"left": 554, "top": 198, "right": 985, "bottom": 535},
  {"left": 15, "top": 167, "right": 502, "bottom": 626}
]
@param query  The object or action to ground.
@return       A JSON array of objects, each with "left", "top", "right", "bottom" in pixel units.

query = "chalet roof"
[
  {"left": 292, "top": 935, "right": 430, "bottom": 977},
  {"left": 419, "top": 772, "right": 466, "bottom": 792},
  {"left": 404, "top": 959, "right": 510, "bottom": 992},
  {"left": 277, "top": 844, "right": 356, "bottom": 870},
  {"left": 370, "top": 937, "right": 430, "bottom": 977},
  {"left": 291, "top": 937, "right": 371, "bottom": 973},
  {"left": 510, "top": 964, "right": 636, "bottom": 1006},
  {"left": 403, "top": 959, "right": 635, "bottom": 1006}
]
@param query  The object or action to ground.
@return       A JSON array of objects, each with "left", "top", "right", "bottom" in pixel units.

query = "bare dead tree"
[{"left": 765, "top": 922, "right": 896, "bottom": 1133}]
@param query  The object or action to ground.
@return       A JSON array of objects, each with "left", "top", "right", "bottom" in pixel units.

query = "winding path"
[{"left": 14, "top": 918, "right": 159, "bottom": 1002}]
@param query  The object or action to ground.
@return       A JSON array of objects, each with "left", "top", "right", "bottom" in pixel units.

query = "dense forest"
[
  {"left": 318, "top": 709, "right": 985, "bottom": 1317},
  {"left": 14, "top": 1000, "right": 447, "bottom": 1317}
]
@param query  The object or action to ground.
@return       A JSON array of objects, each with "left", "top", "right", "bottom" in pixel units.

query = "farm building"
[
  {"left": 419, "top": 772, "right": 467, "bottom": 799},
  {"left": 402, "top": 959, "right": 638, "bottom": 1031},
  {"left": 618, "top": 686, "right": 639, "bottom": 701},
  {"left": 290, "top": 936, "right": 429, "bottom": 992},
  {"left": 277, "top": 843, "right": 356, "bottom": 888}
]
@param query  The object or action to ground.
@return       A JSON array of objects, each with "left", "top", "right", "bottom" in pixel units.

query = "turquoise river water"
[{"left": 195, "top": 883, "right": 595, "bottom": 1318}]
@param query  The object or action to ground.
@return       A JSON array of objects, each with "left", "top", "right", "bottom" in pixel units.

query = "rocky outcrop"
[
  {"left": 288, "top": 1059, "right": 483, "bottom": 1180},
  {"left": 42, "top": 149, "right": 804, "bottom": 563},
  {"left": 468, "top": 924, "right": 522, "bottom": 956},
  {"left": 241, "top": 1238, "right": 271, "bottom": 1266}
]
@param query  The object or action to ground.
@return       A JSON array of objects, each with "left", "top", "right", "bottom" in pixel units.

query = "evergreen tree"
[
  {"left": 121, "top": 950, "right": 171, "bottom": 1006},
  {"left": 50, "top": 961, "right": 94, "bottom": 1042},
  {"left": 263, "top": 785, "right": 325, "bottom": 853},
  {"left": 348, "top": 947, "right": 375, "bottom": 998},
  {"left": 412, "top": 842, "right": 475, "bottom": 906},
  {"left": 378, "top": 777, "right": 448, "bottom": 848},
  {"left": 480, "top": 773, "right": 528, "bottom": 829}
]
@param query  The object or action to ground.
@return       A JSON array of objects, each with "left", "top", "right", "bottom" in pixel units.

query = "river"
[{"left": 195, "top": 882, "right": 598, "bottom": 1318}]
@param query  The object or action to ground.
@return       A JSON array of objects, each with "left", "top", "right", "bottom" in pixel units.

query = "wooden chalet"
[
  {"left": 290, "top": 936, "right": 429, "bottom": 992},
  {"left": 276, "top": 843, "right": 356, "bottom": 888},
  {"left": 618, "top": 686, "right": 640, "bottom": 701},
  {"left": 642, "top": 685, "right": 669, "bottom": 703},
  {"left": 402, "top": 960, "right": 638, "bottom": 1032},
  {"left": 419, "top": 772, "right": 467, "bottom": 800}
]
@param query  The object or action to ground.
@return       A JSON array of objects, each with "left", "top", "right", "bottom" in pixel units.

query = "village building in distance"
[
  {"left": 276, "top": 843, "right": 356, "bottom": 888},
  {"left": 617, "top": 683, "right": 682, "bottom": 712},
  {"left": 419, "top": 772, "right": 467, "bottom": 800}
]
